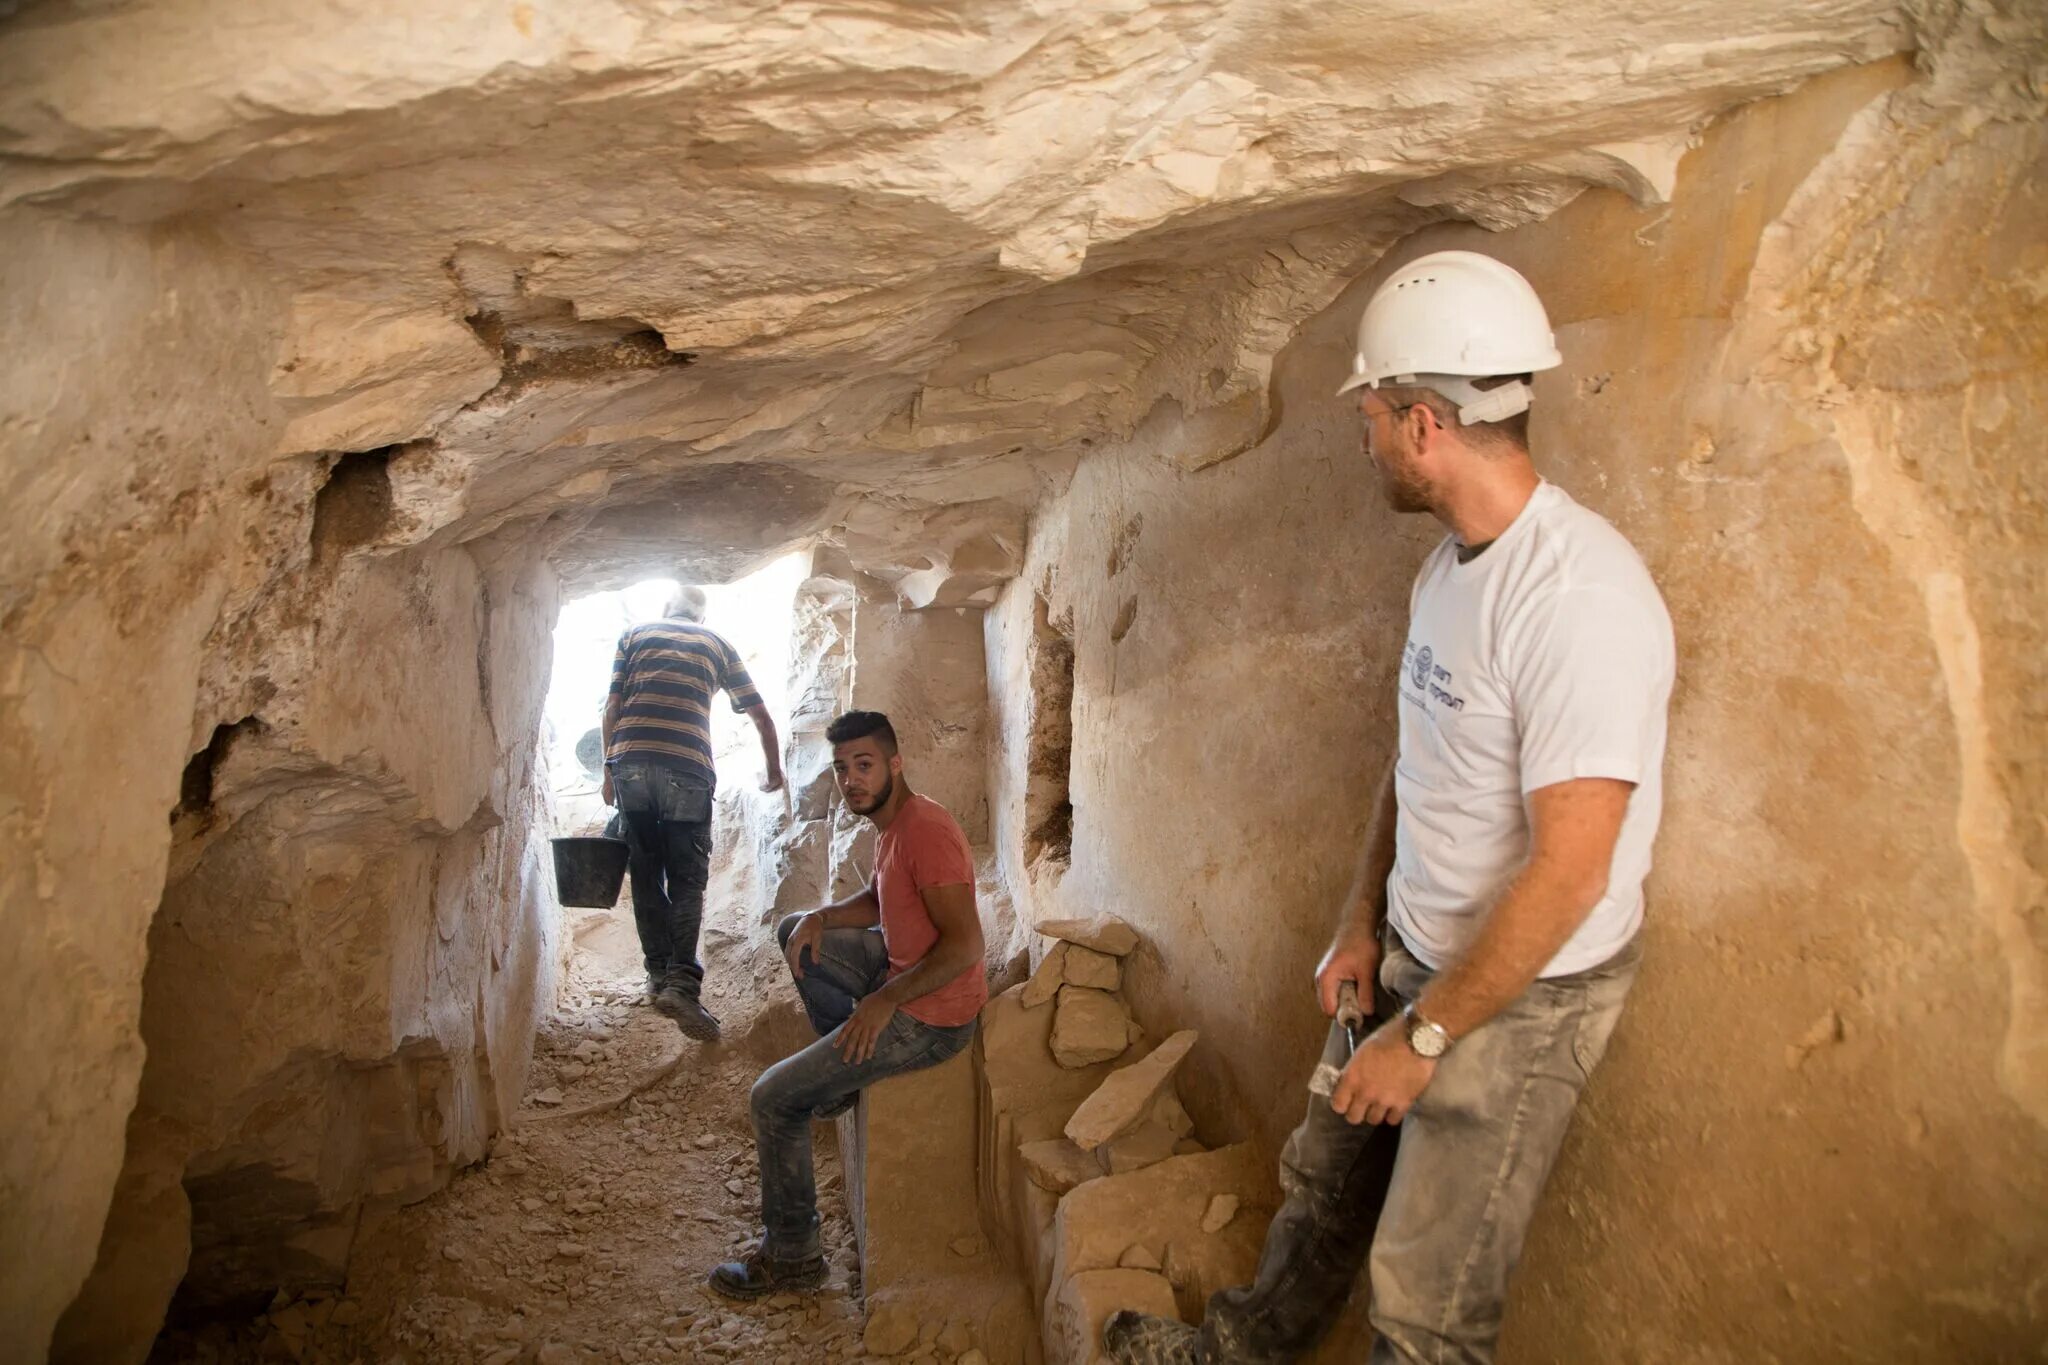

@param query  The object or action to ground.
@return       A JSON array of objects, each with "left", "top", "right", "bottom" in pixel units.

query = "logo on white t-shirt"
[{"left": 1402, "top": 640, "right": 1467, "bottom": 713}]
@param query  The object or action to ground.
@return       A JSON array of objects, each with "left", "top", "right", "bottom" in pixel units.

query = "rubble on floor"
[{"left": 146, "top": 950, "right": 886, "bottom": 1365}]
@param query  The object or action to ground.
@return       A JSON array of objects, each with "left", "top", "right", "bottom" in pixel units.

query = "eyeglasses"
[
  {"left": 1361, "top": 401, "right": 1422, "bottom": 426},
  {"left": 1361, "top": 400, "right": 1423, "bottom": 457}
]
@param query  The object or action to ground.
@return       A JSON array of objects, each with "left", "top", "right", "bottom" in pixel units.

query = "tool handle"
[{"left": 1335, "top": 979, "right": 1366, "bottom": 1030}]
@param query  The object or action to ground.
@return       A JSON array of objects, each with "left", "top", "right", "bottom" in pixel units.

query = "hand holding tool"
[{"left": 1308, "top": 980, "right": 1370, "bottom": 1098}]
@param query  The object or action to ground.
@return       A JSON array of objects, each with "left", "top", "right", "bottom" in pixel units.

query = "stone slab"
[
  {"left": 976, "top": 984, "right": 1118, "bottom": 1266},
  {"left": 838, "top": 1045, "right": 980, "bottom": 1297},
  {"left": 1061, "top": 944, "right": 1120, "bottom": 991},
  {"left": 1050, "top": 987, "right": 1132, "bottom": 1069},
  {"left": 1020, "top": 1137, "right": 1104, "bottom": 1195},
  {"left": 1020, "top": 942, "right": 1068, "bottom": 1009},
  {"left": 1036, "top": 917, "right": 1140, "bottom": 957},
  {"left": 1065, "top": 1029, "right": 1198, "bottom": 1150},
  {"left": 1046, "top": 1143, "right": 1276, "bottom": 1327}
]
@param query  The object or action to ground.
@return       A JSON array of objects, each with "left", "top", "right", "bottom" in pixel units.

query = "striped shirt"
[{"left": 606, "top": 619, "right": 764, "bottom": 785}]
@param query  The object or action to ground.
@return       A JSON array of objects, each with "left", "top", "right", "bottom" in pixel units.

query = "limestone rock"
[
  {"left": 1045, "top": 1144, "right": 1276, "bottom": 1328},
  {"left": 977, "top": 984, "right": 1122, "bottom": 1277},
  {"left": 1020, "top": 942, "right": 1069, "bottom": 1009},
  {"left": 1037, "top": 917, "right": 1141, "bottom": 957},
  {"left": 841, "top": 1047, "right": 982, "bottom": 1310},
  {"left": 1202, "top": 1195, "right": 1240, "bottom": 1234},
  {"left": 1051, "top": 987, "right": 1133, "bottom": 1069},
  {"left": 1046, "top": 1268, "right": 1180, "bottom": 1365},
  {"left": 1117, "top": 1244, "right": 1163, "bottom": 1272},
  {"left": 1020, "top": 1138, "right": 1104, "bottom": 1196},
  {"left": 1061, "top": 944, "right": 1121, "bottom": 991},
  {"left": 1066, "top": 1030, "right": 1199, "bottom": 1150},
  {"left": 937, "top": 1319, "right": 974, "bottom": 1353},
  {"left": 864, "top": 1301, "right": 920, "bottom": 1356},
  {"left": 1099, "top": 1119, "right": 1186, "bottom": 1176}
]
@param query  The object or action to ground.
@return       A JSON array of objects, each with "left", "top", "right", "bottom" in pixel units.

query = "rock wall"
[
  {"left": 53, "top": 535, "right": 562, "bottom": 1362},
  {"left": 1, "top": 214, "right": 287, "bottom": 1355},
  {"left": 850, "top": 587, "right": 993, "bottom": 849},
  {"left": 983, "top": 43, "right": 2048, "bottom": 1361},
  {"left": 0, "top": 210, "right": 566, "bottom": 1361}
]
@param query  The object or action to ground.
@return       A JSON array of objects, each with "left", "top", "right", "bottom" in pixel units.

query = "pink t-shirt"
[{"left": 874, "top": 794, "right": 986, "bottom": 1028}]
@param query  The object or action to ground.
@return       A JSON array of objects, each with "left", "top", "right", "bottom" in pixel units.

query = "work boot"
[
  {"left": 706, "top": 1246, "right": 827, "bottom": 1301},
  {"left": 645, "top": 972, "right": 663, "bottom": 1003},
  {"left": 654, "top": 982, "right": 721, "bottom": 1041},
  {"left": 1103, "top": 1310, "right": 1203, "bottom": 1365}
]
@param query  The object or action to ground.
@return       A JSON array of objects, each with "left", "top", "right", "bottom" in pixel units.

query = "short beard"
[
  {"left": 1377, "top": 455, "right": 1438, "bottom": 515},
  {"left": 851, "top": 773, "right": 895, "bottom": 817}
]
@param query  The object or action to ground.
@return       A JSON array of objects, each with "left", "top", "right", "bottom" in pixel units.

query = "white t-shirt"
[{"left": 1386, "top": 481, "right": 1674, "bottom": 978}]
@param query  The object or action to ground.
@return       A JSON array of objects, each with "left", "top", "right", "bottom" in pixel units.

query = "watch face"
[{"left": 1409, "top": 1018, "right": 1450, "bottom": 1058}]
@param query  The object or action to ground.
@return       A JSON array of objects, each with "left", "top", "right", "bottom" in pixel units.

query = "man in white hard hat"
[{"left": 1107, "top": 251, "right": 1675, "bottom": 1364}]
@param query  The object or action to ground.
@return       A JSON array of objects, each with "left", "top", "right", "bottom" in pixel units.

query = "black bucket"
[{"left": 551, "top": 836, "right": 631, "bottom": 908}]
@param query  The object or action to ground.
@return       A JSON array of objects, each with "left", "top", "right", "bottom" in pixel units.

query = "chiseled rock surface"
[
  {"left": 1020, "top": 942, "right": 1070, "bottom": 1009},
  {"left": 1067, "top": 1030, "right": 1199, "bottom": 1150},
  {"left": 1046, "top": 1144, "right": 1276, "bottom": 1330},
  {"left": 1020, "top": 1138, "right": 1107, "bottom": 1198},
  {"left": 863, "top": 1300, "right": 921, "bottom": 1357},
  {"left": 1061, "top": 944, "right": 1122, "bottom": 992},
  {"left": 1050, "top": 987, "right": 1135, "bottom": 1069},
  {"left": 0, "top": 0, "right": 1910, "bottom": 603},
  {"left": 1098, "top": 1092, "right": 1198, "bottom": 1177}
]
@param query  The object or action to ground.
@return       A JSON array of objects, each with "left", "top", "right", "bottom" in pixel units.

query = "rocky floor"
[{"left": 149, "top": 924, "right": 876, "bottom": 1365}]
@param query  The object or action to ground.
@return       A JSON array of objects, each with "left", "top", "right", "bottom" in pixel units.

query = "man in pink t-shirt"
[{"left": 709, "top": 710, "right": 987, "bottom": 1300}]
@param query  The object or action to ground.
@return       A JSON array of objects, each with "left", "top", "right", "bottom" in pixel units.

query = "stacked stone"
[{"left": 978, "top": 917, "right": 1272, "bottom": 1365}]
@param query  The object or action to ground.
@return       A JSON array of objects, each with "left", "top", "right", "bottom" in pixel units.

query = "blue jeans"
[
  {"left": 751, "top": 918, "right": 977, "bottom": 1261},
  {"left": 1201, "top": 929, "right": 1640, "bottom": 1364},
  {"left": 610, "top": 761, "right": 713, "bottom": 989}
]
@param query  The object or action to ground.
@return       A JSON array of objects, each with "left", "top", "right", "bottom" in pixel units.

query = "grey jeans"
[
  {"left": 750, "top": 920, "right": 976, "bottom": 1261},
  {"left": 1202, "top": 930, "right": 1640, "bottom": 1365}
]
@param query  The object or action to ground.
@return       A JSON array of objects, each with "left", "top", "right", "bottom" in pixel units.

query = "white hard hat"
[{"left": 1335, "top": 250, "right": 1562, "bottom": 423}]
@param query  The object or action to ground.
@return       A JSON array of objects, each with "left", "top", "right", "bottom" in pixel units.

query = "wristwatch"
[{"left": 1402, "top": 1003, "right": 1452, "bottom": 1059}]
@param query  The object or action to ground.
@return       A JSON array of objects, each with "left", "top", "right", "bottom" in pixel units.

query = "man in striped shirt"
[{"left": 603, "top": 586, "right": 784, "bottom": 1040}]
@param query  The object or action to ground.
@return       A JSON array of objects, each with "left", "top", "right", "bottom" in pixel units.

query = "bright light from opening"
[
  {"left": 542, "top": 551, "right": 810, "bottom": 795},
  {"left": 620, "top": 578, "right": 677, "bottom": 623}
]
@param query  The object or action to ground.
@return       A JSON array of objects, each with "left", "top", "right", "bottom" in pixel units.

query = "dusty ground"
[{"left": 149, "top": 910, "right": 877, "bottom": 1365}]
